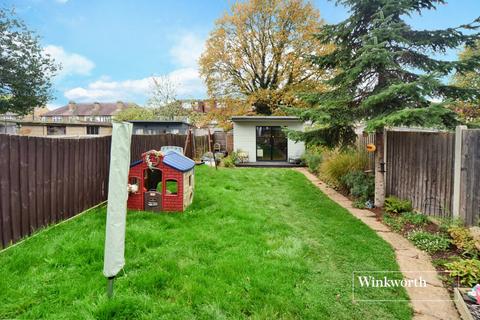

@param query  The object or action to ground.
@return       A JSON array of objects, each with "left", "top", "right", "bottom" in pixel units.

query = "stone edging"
[{"left": 294, "top": 168, "right": 460, "bottom": 320}]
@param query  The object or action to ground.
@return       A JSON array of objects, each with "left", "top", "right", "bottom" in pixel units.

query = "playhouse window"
[
  {"left": 128, "top": 177, "right": 140, "bottom": 194},
  {"left": 165, "top": 179, "right": 178, "bottom": 195},
  {"left": 188, "top": 174, "right": 192, "bottom": 186}
]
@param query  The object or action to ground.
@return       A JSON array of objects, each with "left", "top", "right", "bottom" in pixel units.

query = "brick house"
[{"left": 17, "top": 101, "right": 135, "bottom": 136}]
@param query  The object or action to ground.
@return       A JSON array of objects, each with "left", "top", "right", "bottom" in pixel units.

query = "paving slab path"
[{"left": 295, "top": 167, "right": 460, "bottom": 320}]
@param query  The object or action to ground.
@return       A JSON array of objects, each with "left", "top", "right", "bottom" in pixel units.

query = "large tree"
[
  {"left": 199, "top": 0, "right": 329, "bottom": 115},
  {"left": 290, "top": 0, "right": 480, "bottom": 147},
  {"left": 0, "top": 8, "right": 58, "bottom": 115},
  {"left": 451, "top": 40, "right": 480, "bottom": 123},
  {"left": 146, "top": 76, "right": 193, "bottom": 120}
]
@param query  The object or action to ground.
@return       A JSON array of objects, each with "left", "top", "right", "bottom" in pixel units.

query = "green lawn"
[{"left": 0, "top": 167, "right": 412, "bottom": 319}]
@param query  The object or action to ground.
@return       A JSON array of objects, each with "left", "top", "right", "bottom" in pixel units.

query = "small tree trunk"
[{"left": 374, "top": 132, "right": 385, "bottom": 207}]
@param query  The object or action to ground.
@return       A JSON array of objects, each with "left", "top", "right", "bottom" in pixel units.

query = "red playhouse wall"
[{"left": 127, "top": 154, "right": 185, "bottom": 212}]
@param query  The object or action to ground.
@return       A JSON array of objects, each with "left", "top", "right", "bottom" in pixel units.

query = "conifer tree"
[{"left": 290, "top": 0, "right": 480, "bottom": 147}]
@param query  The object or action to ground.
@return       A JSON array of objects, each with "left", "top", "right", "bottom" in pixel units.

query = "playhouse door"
[{"left": 144, "top": 191, "right": 162, "bottom": 212}]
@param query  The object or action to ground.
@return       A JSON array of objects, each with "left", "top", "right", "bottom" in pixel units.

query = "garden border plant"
[
  {"left": 378, "top": 196, "right": 480, "bottom": 290},
  {"left": 302, "top": 147, "right": 374, "bottom": 208}
]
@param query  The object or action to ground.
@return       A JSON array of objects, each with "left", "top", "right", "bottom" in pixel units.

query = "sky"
[{"left": 3, "top": 0, "right": 480, "bottom": 109}]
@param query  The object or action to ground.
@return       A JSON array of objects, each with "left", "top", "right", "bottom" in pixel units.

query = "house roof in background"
[
  {"left": 18, "top": 121, "right": 112, "bottom": 127},
  {"left": 44, "top": 102, "right": 134, "bottom": 117},
  {"left": 231, "top": 116, "right": 301, "bottom": 122}
]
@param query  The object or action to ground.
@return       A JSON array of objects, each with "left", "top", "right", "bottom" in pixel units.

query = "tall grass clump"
[{"left": 318, "top": 149, "right": 368, "bottom": 190}]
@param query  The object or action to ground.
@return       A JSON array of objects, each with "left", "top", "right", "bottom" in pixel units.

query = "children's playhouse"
[{"left": 127, "top": 149, "right": 195, "bottom": 212}]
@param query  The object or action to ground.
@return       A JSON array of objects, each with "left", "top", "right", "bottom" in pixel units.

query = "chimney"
[
  {"left": 116, "top": 101, "right": 125, "bottom": 111},
  {"left": 93, "top": 102, "right": 101, "bottom": 112},
  {"left": 68, "top": 101, "right": 76, "bottom": 112}
]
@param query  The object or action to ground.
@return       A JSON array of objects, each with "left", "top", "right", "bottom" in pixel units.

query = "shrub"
[
  {"left": 438, "top": 217, "right": 463, "bottom": 233},
  {"left": 384, "top": 196, "right": 413, "bottom": 214},
  {"left": 340, "top": 170, "right": 374, "bottom": 202},
  {"left": 407, "top": 230, "right": 451, "bottom": 253},
  {"left": 352, "top": 199, "right": 367, "bottom": 209},
  {"left": 401, "top": 212, "right": 429, "bottom": 226},
  {"left": 222, "top": 156, "right": 235, "bottom": 168},
  {"left": 445, "top": 259, "right": 480, "bottom": 286},
  {"left": 303, "top": 149, "right": 323, "bottom": 172},
  {"left": 318, "top": 149, "right": 368, "bottom": 190},
  {"left": 383, "top": 213, "right": 404, "bottom": 232},
  {"left": 221, "top": 152, "right": 238, "bottom": 168},
  {"left": 448, "top": 226, "right": 478, "bottom": 257}
]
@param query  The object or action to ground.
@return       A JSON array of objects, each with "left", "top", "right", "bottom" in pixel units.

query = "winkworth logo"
[
  {"left": 357, "top": 275, "right": 427, "bottom": 288},
  {"left": 352, "top": 271, "right": 455, "bottom": 302}
]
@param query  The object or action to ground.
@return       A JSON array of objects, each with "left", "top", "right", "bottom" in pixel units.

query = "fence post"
[
  {"left": 452, "top": 125, "right": 467, "bottom": 219},
  {"left": 374, "top": 130, "right": 386, "bottom": 207}
]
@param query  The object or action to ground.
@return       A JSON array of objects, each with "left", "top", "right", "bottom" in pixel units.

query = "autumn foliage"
[{"left": 199, "top": 0, "right": 330, "bottom": 115}]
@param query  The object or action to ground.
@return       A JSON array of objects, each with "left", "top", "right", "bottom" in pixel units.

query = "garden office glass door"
[{"left": 255, "top": 126, "right": 287, "bottom": 161}]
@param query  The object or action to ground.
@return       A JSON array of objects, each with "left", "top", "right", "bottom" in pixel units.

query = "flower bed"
[{"left": 370, "top": 196, "right": 480, "bottom": 291}]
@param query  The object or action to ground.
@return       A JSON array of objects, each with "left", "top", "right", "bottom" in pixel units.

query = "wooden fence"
[
  {"left": 385, "top": 130, "right": 455, "bottom": 218},
  {"left": 0, "top": 135, "right": 111, "bottom": 248},
  {"left": 0, "top": 132, "right": 222, "bottom": 248},
  {"left": 356, "top": 133, "right": 376, "bottom": 172},
  {"left": 384, "top": 128, "right": 479, "bottom": 224},
  {"left": 130, "top": 134, "right": 190, "bottom": 162},
  {"left": 459, "top": 129, "right": 480, "bottom": 225}
]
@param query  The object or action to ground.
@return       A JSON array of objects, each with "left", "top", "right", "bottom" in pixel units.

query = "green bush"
[
  {"left": 383, "top": 213, "right": 404, "bottom": 232},
  {"left": 383, "top": 212, "right": 428, "bottom": 233},
  {"left": 222, "top": 156, "right": 235, "bottom": 168},
  {"left": 340, "top": 170, "right": 374, "bottom": 202},
  {"left": 407, "top": 230, "right": 451, "bottom": 253},
  {"left": 222, "top": 152, "right": 238, "bottom": 168},
  {"left": 319, "top": 149, "right": 368, "bottom": 190},
  {"left": 448, "top": 226, "right": 478, "bottom": 257},
  {"left": 303, "top": 149, "right": 323, "bottom": 172},
  {"left": 384, "top": 196, "right": 413, "bottom": 214},
  {"left": 352, "top": 199, "right": 367, "bottom": 209},
  {"left": 401, "top": 212, "right": 429, "bottom": 226},
  {"left": 445, "top": 259, "right": 480, "bottom": 286},
  {"left": 438, "top": 217, "right": 463, "bottom": 233}
]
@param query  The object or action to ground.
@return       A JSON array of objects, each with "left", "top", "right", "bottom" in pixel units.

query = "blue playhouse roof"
[
  {"left": 130, "top": 150, "right": 195, "bottom": 172},
  {"left": 163, "top": 150, "right": 195, "bottom": 172}
]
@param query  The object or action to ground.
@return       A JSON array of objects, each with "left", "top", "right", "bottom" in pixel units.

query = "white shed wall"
[{"left": 233, "top": 120, "right": 305, "bottom": 162}]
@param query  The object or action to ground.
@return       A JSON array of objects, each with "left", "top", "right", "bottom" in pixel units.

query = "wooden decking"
[{"left": 236, "top": 161, "right": 303, "bottom": 168}]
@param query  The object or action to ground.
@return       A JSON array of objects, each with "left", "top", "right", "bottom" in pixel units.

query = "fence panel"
[
  {"left": 385, "top": 131, "right": 455, "bottom": 218},
  {"left": 1, "top": 132, "right": 203, "bottom": 248},
  {"left": 356, "top": 133, "right": 376, "bottom": 172},
  {"left": 0, "top": 135, "right": 111, "bottom": 249},
  {"left": 460, "top": 129, "right": 480, "bottom": 225},
  {"left": 226, "top": 131, "right": 234, "bottom": 154},
  {"left": 193, "top": 135, "right": 210, "bottom": 160},
  {"left": 130, "top": 134, "right": 189, "bottom": 162}
]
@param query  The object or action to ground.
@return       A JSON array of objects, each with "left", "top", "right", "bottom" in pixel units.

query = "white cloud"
[
  {"left": 63, "top": 33, "right": 207, "bottom": 102},
  {"left": 44, "top": 45, "right": 94, "bottom": 78},
  {"left": 64, "top": 68, "right": 205, "bottom": 102},
  {"left": 169, "top": 33, "right": 205, "bottom": 68},
  {"left": 55, "top": 0, "right": 69, "bottom": 4}
]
